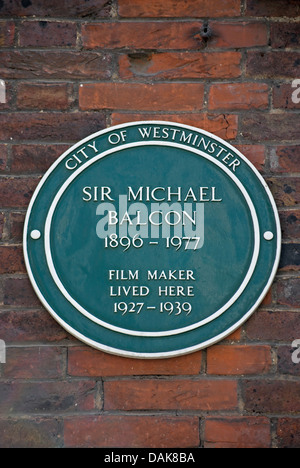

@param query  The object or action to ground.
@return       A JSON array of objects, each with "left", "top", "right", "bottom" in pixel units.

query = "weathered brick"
[
  {"left": 246, "top": 310, "right": 300, "bottom": 341},
  {"left": 0, "top": 21, "right": 15, "bottom": 47},
  {"left": 0, "top": 113, "right": 106, "bottom": 142},
  {"left": 279, "top": 210, "right": 300, "bottom": 239},
  {"left": 270, "top": 146, "right": 300, "bottom": 173},
  {"left": 82, "top": 22, "right": 205, "bottom": 50},
  {"left": 271, "top": 22, "right": 300, "bottom": 49},
  {"left": 273, "top": 83, "right": 300, "bottom": 110},
  {"left": 235, "top": 145, "right": 265, "bottom": 172},
  {"left": 0, "top": 144, "right": 8, "bottom": 171},
  {"left": 276, "top": 277, "right": 300, "bottom": 308},
  {"left": 68, "top": 347, "right": 202, "bottom": 377},
  {"left": 119, "top": 51, "right": 242, "bottom": 80},
  {"left": 0, "top": 309, "right": 68, "bottom": 343},
  {"left": 17, "top": 83, "right": 73, "bottom": 111},
  {"left": 0, "top": 211, "right": 4, "bottom": 240},
  {"left": 64, "top": 415, "right": 200, "bottom": 448},
  {"left": 104, "top": 379, "right": 238, "bottom": 411},
  {"left": 0, "top": 0, "right": 111, "bottom": 18},
  {"left": 0, "top": 246, "right": 26, "bottom": 274},
  {"left": 3, "top": 277, "right": 42, "bottom": 307},
  {"left": 9, "top": 211, "right": 25, "bottom": 242},
  {"left": 0, "top": 177, "right": 40, "bottom": 208},
  {"left": 207, "top": 345, "right": 272, "bottom": 375},
  {"left": 3, "top": 347, "right": 65, "bottom": 379},
  {"left": 246, "top": 0, "right": 300, "bottom": 18},
  {"left": 267, "top": 178, "right": 300, "bottom": 207},
  {"left": 118, "top": 0, "right": 241, "bottom": 18},
  {"left": 209, "top": 83, "right": 269, "bottom": 110},
  {"left": 246, "top": 51, "right": 300, "bottom": 79},
  {"left": 243, "top": 380, "right": 300, "bottom": 413},
  {"left": 19, "top": 21, "right": 77, "bottom": 47},
  {"left": 0, "top": 381, "right": 96, "bottom": 414},
  {"left": 277, "top": 346, "right": 300, "bottom": 376},
  {"left": 0, "top": 51, "right": 112, "bottom": 79},
  {"left": 279, "top": 243, "right": 300, "bottom": 271},
  {"left": 80, "top": 83, "right": 205, "bottom": 111},
  {"left": 240, "top": 114, "right": 300, "bottom": 142},
  {"left": 277, "top": 418, "right": 300, "bottom": 448},
  {"left": 0, "top": 418, "right": 62, "bottom": 448},
  {"left": 11, "top": 145, "right": 69, "bottom": 174},
  {"left": 209, "top": 21, "right": 267, "bottom": 48},
  {"left": 204, "top": 417, "right": 271, "bottom": 448},
  {"left": 111, "top": 113, "right": 238, "bottom": 140}
]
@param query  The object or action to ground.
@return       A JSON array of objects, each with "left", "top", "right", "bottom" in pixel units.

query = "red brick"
[
  {"left": 82, "top": 22, "right": 205, "bottom": 50},
  {"left": 0, "top": 418, "right": 62, "bottom": 448},
  {"left": 0, "top": 246, "right": 26, "bottom": 274},
  {"left": 9, "top": 212, "right": 25, "bottom": 242},
  {"left": 209, "top": 83, "right": 269, "bottom": 110},
  {"left": 0, "top": 211, "right": 4, "bottom": 240},
  {"left": 68, "top": 346, "right": 202, "bottom": 376},
  {"left": 207, "top": 345, "right": 272, "bottom": 375},
  {"left": 19, "top": 21, "right": 77, "bottom": 47},
  {"left": 0, "top": 113, "right": 106, "bottom": 142},
  {"left": 0, "top": 381, "right": 96, "bottom": 414},
  {"left": 209, "top": 21, "right": 267, "bottom": 48},
  {"left": 17, "top": 83, "right": 73, "bottom": 111},
  {"left": 118, "top": 0, "right": 241, "bottom": 18},
  {"left": 11, "top": 145, "right": 69, "bottom": 174},
  {"left": 235, "top": 145, "right": 265, "bottom": 172},
  {"left": 0, "top": 0, "right": 111, "bottom": 18},
  {"left": 204, "top": 417, "right": 271, "bottom": 448},
  {"left": 246, "top": 310, "right": 300, "bottom": 341},
  {"left": 243, "top": 380, "right": 300, "bottom": 413},
  {"left": 279, "top": 243, "right": 300, "bottom": 272},
  {"left": 271, "top": 22, "right": 300, "bottom": 49},
  {"left": 246, "top": 0, "right": 300, "bottom": 17},
  {"left": 0, "top": 309, "right": 68, "bottom": 343},
  {"left": 276, "top": 277, "right": 300, "bottom": 307},
  {"left": 270, "top": 146, "right": 300, "bottom": 173},
  {"left": 111, "top": 113, "right": 238, "bottom": 140},
  {"left": 273, "top": 83, "right": 300, "bottom": 110},
  {"left": 0, "top": 177, "right": 40, "bottom": 208},
  {"left": 3, "top": 347, "right": 65, "bottom": 379},
  {"left": 119, "top": 51, "right": 242, "bottom": 80},
  {"left": 247, "top": 51, "right": 300, "bottom": 79},
  {"left": 277, "top": 418, "right": 300, "bottom": 448},
  {"left": 277, "top": 346, "right": 300, "bottom": 376},
  {"left": 64, "top": 415, "right": 199, "bottom": 448},
  {"left": 3, "top": 277, "right": 42, "bottom": 307},
  {"left": 104, "top": 379, "right": 238, "bottom": 411},
  {"left": 80, "top": 83, "right": 205, "bottom": 111},
  {"left": 0, "top": 51, "right": 112, "bottom": 79},
  {"left": 0, "top": 21, "right": 15, "bottom": 47}
]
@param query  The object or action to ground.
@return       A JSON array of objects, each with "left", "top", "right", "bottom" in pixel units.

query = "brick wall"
[{"left": 0, "top": 0, "right": 299, "bottom": 448}]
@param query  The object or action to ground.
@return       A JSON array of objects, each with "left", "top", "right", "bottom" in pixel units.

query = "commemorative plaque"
[{"left": 24, "top": 122, "right": 281, "bottom": 358}]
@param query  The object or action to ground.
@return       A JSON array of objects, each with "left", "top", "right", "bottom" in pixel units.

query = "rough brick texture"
[{"left": 0, "top": 0, "right": 299, "bottom": 449}]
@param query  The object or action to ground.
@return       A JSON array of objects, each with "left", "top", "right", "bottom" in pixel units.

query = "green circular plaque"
[{"left": 24, "top": 122, "right": 281, "bottom": 358}]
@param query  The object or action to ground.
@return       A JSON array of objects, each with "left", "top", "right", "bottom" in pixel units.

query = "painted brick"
[
  {"left": 207, "top": 345, "right": 272, "bottom": 375},
  {"left": 104, "top": 379, "right": 238, "bottom": 411},
  {"left": 118, "top": 0, "right": 241, "bottom": 18},
  {"left": 119, "top": 51, "right": 242, "bottom": 80},
  {"left": 204, "top": 417, "right": 271, "bottom": 448},
  {"left": 79, "top": 83, "right": 205, "bottom": 111},
  {"left": 64, "top": 415, "right": 200, "bottom": 448}
]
